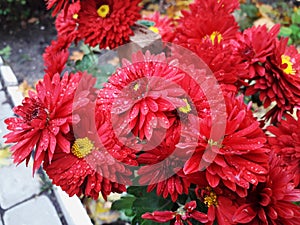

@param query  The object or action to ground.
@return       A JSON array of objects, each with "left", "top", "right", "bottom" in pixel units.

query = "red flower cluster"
[
  {"left": 45, "top": 0, "right": 142, "bottom": 56},
  {"left": 41, "top": 0, "right": 143, "bottom": 97},
  {"left": 233, "top": 154, "right": 300, "bottom": 225},
  {"left": 78, "top": 0, "right": 141, "bottom": 48},
  {"left": 142, "top": 201, "right": 208, "bottom": 225},
  {"left": 175, "top": 0, "right": 239, "bottom": 49},
  {"left": 268, "top": 111, "right": 300, "bottom": 186},
  {"left": 43, "top": 37, "right": 69, "bottom": 77},
  {"left": 55, "top": 1, "right": 81, "bottom": 45},
  {"left": 4, "top": 0, "right": 300, "bottom": 223},
  {"left": 183, "top": 94, "right": 269, "bottom": 197},
  {"left": 43, "top": 106, "right": 137, "bottom": 199},
  {"left": 5, "top": 72, "right": 88, "bottom": 173},
  {"left": 232, "top": 25, "right": 300, "bottom": 122},
  {"left": 143, "top": 12, "right": 176, "bottom": 43},
  {"left": 45, "top": 0, "right": 74, "bottom": 16}
]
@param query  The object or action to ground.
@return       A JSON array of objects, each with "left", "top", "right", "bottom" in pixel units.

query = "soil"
[{"left": 0, "top": 14, "right": 57, "bottom": 85}]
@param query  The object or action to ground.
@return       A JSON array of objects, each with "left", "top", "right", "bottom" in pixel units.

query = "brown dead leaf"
[
  {"left": 108, "top": 57, "right": 120, "bottom": 66},
  {"left": 84, "top": 194, "right": 121, "bottom": 225},
  {"left": 28, "top": 17, "right": 39, "bottom": 24},
  {"left": 0, "top": 146, "right": 12, "bottom": 167},
  {"left": 18, "top": 80, "right": 35, "bottom": 97},
  {"left": 165, "top": 0, "right": 193, "bottom": 19},
  {"left": 253, "top": 17, "right": 275, "bottom": 29},
  {"left": 147, "top": 3, "right": 160, "bottom": 11},
  {"left": 141, "top": 9, "right": 155, "bottom": 17},
  {"left": 256, "top": 3, "right": 276, "bottom": 20},
  {"left": 70, "top": 51, "right": 84, "bottom": 62}
]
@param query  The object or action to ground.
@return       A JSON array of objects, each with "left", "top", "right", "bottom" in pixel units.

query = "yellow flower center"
[
  {"left": 97, "top": 5, "right": 110, "bottom": 18},
  {"left": 133, "top": 83, "right": 140, "bottom": 91},
  {"left": 71, "top": 137, "right": 94, "bottom": 158},
  {"left": 208, "top": 139, "right": 220, "bottom": 147},
  {"left": 72, "top": 13, "right": 78, "bottom": 19},
  {"left": 204, "top": 31, "right": 223, "bottom": 44},
  {"left": 204, "top": 188, "right": 218, "bottom": 207},
  {"left": 149, "top": 26, "right": 159, "bottom": 34},
  {"left": 281, "top": 55, "right": 296, "bottom": 75},
  {"left": 179, "top": 98, "right": 191, "bottom": 114}
]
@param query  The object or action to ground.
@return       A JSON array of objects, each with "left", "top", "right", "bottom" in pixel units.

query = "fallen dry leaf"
[
  {"left": 165, "top": 0, "right": 193, "bottom": 19},
  {"left": 18, "top": 80, "right": 35, "bottom": 97},
  {"left": 108, "top": 57, "right": 120, "bottom": 66},
  {"left": 253, "top": 17, "right": 275, "bottom": 29},
  {"left": 28, "top": 17, "right": 39, "bottom": 24},
  {"left": 0, "top": 146, "right": 12, "bottom": 168},
  {"left": 84, "top": 194, "right": 121, "bottom": 225},
  {"left": 256, "top": 3, "right": 274, "bottom": 19},
  {"left": 70, "top": 51, "right": 84, "bottom": 62}
]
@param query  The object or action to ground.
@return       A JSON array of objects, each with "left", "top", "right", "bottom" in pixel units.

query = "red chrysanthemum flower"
[
  {"left": 78, "top": 0, "right": 141, "bottom": 48},
  {"left": 183, "top": 94, "right": 269, "bottom": 197},
  {"left": 233, "top": 154, "right": 300, "bottom": 225},
  {"left": 4, "top": 72, "right": 92, "bottom": 172},
  {"left": 231, "top": 25, "right": 280, "bottom": 79},
  {"left": 43, "top": 37, "right": 70, "bottom": 78},
  {"left": 142, "top": 201, "right": 208, "bottom": 225},
  {"left": 195, "top": 184, "right": 241, "bottom": 225},
  {"left": 45, "top": 150, "right": 125, "bottom": 200},
  {"left": 143, "top": 12, "right": 175, "bottom": 43},
  {"left": 245, "top": 37, "right": 300, "bottom": 122},
  {"left": 175, "top": 1, "right": 239, "bottom": 50},
  {"left": 268, "top": 110, "right": 300, "bottom": 185},
  {"left": 44, "top": 107, "right": 137, "bottom": 200},
  {"left": 55, "top": 1, "right": 81, "bottom": 45},
  {"left": 46, "top": 0, "right": 76, "bottom": 16},
  {"left": 137, "top": 122, "right": 192, "bottom": 202},
  {"left": 193, "top": 39, "right": 248, "bottom": 93},
  {"left": 97, "top": 51, "right": 188, "bottom": 141}
]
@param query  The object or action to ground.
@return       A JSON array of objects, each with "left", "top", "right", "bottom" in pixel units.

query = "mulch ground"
[{"left": 0, "top": 14, "right": 56, "bottom": 85}]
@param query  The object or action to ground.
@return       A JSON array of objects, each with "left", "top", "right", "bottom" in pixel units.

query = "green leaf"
[
  {"left": 124, "top": 208, "right": 135, "bottom": 217},
  {"left": 291, "top": 9, "right": 300, "bottom": 24},
  {"left": 111, "top": 195, "right": 136, "bottom": 211},
  {"left": 0, "top": 46, "right": 11, "bottom": 60},
  {"left": 75, "top": 54, "right": 95, "bottom": 71},
  {"left": 92, "top": 64, "right": 115, "bottom": 88},
  {"left": 125, "top": 186, "right": 174, "bottom": 225},
  {"left": 136, "top": 19, "right": 156, "bottom": 28},
  {"left": 75, "top": 53, "right": 115, "bottom": 88},
  {"left": 279, "top": 26, "right": 293, "bottom": 37},
  {"left": 290, "top": 24, "right": 300, "bottom": 34},
  {"left": 240, "top": 4, "right": 258, "bottom": 19}
]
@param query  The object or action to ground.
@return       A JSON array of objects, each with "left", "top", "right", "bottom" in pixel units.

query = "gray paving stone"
[
  {"left": 54, "top": 187, "right": 93, "bottom": 225},
  {"left": 7, "top": 86, "right": 23, "bottom": 106},
  {"left": 0, "top": 103, "right": 13, "bottom": 145},
  {"left": 0, "top": 164, "right": 41, "bottom": 209},
  {"left": 0, "top": 66, "right": 18, "bottom": 86},
  {"left": 0, "top": 91, "right": 5, "bottom": 104},
  {"left": 3, "top": 196, "right": 62, "bottom": 225},
  {"left": 0, "top": 119, "right": 9, "bottom": 146},
  {"left": 0, "top": 103, "right": 12, "bottom": 119}
]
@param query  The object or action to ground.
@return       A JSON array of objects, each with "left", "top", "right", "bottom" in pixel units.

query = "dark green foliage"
[
  {"left": 75, "top": 53, "right": 116, "bottom": 88},
  {"left": 111, "top": 186, "right": 175, "bottom": 225},
  {"left": 0, "top": 0, "right": 45, "bottom": 22}
]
